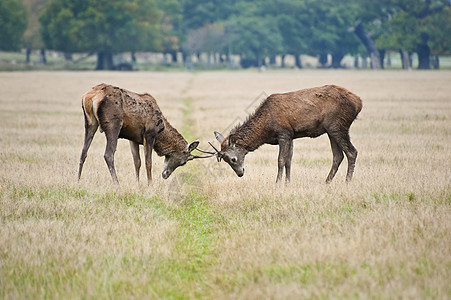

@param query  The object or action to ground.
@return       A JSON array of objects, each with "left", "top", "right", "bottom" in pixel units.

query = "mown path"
[{"left": 151, "top": 74, "right": 220, "bottom": 298}]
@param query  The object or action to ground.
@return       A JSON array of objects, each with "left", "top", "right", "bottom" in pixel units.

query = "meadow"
[{"left": 0, "top": 70, "right": 450, "bottom": 299}]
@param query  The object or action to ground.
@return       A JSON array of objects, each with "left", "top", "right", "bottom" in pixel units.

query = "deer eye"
[{"left": 231, "top": 157, "right": 237, "bottom": 163}]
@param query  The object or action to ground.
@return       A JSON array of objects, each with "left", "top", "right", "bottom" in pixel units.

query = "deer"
[
  {"left": 78, "top": 83, "right": 213, "bottom": 185},
  {"left": 210, "top": 85, "right": 363, "bottom": 183}
]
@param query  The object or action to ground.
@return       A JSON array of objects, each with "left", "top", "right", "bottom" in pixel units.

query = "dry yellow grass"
[{"left": 0, "top": 70, "right": 450, "bottom": 299}]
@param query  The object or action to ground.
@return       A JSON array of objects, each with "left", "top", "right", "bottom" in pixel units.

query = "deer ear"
[
  {"left": 228, "top": 135, "right": 236, "bottom": 147},
  {"left": 214, "top": 131, "right": 225, "bottom": 143},
  {"left": 156, "top": 118, "right": 165, "bottom": 134},
  {"left": 188, "top": 141, "right": 199, "bottom": 152}
]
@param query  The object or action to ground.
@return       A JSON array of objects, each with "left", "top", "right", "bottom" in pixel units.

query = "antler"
[
  {"left": 208, "top": 142, "right": 223, "bottom": 162},
  {"left": 195, "top": 148, "right": 216, "bottom": 155},
  {"left": 191, "top": 145, "right": 216, "bottom": 159}
]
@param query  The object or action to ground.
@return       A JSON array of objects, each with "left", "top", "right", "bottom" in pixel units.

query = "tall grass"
[{"left": 0, "top": 70, "right": 450, "bottom": 299}]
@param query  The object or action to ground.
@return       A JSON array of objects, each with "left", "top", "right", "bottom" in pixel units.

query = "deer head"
[
  {"left": 211, "top": 131, "right": 247, "bottom": 177},
  {"left": 162, "top": 141, "right": 214, "bottom": 179}
]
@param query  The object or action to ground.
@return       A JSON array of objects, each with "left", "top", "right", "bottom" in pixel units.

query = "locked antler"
[{"left": 208, "top": 142, "right": 224, "bottom": 162}]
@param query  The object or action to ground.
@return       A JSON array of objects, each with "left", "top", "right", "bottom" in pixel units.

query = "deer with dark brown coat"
[
  {"left": 78, "top": 83, "right": 211, "bottom": 185},
  {"left": 211, "top": 85, "right": 363, "bottom": 183}
]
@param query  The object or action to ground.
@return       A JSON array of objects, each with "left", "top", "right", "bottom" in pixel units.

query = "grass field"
[{"left": 0, "top": 70, "right": 450, "bottom": 299}]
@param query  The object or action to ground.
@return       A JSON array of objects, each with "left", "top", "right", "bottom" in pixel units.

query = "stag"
[
  {"left": 210, "top": 85, "right": 362, "bottom": 183},
  {"left": 78, "top": 83, "right": 212, "bottom": 185}
]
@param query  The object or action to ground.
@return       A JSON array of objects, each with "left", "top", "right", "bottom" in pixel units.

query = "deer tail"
[{"left": 82, "top": 89, "right": 104, "bottom": 131}]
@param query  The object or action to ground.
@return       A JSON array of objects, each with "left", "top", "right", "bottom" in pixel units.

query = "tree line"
[{"left": 1, "top": 0, "right": 450, "bottom": 70}]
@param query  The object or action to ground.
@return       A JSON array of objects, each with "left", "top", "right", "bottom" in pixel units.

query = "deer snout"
[
  {"left": 162, "top": 169, "right": 171, "bottom": 179},
  {"left": 235, "top": 167, "right": 244, "bottom": 177}
]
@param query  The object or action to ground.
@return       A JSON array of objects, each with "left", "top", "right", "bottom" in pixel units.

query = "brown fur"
[
  {"left": 217, "top": 85, "right": 362, "bottom": 183},
  {"left": 78, "top": 84, "right": 189, "bottom": 184}
]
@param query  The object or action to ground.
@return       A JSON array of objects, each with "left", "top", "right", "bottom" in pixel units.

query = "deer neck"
[
  {"left": 154, "top": 120, "right": 187, "bottom": 156},
  {"left": 232, "top": 116, "right": 267, "bottom": 152}
]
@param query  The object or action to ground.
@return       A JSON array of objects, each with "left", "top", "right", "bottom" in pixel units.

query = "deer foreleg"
[
  {"left": 277, "top": 138, "right": 291, "bottom": 183},
  {"left": 285, "top": 141, "right": 293, "bottom": 183},
  {"left": 143, "top": 134, "right": 155, "bottom": 185},
  {"left": 129, "top": 141, "right": 141, "bottom": 182}
]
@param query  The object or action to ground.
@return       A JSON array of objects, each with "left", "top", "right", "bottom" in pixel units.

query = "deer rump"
[
  {"left": 263, "top": 85, "right": 362, "bottom": 141},
  {"left": 83, "top": 84, "right": 164, "bottom": 144}
]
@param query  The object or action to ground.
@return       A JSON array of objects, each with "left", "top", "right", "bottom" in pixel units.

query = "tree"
[
  {"left": 22, "top": 0, "right": 49, "bottom": 63},
  {"left": 182, "top": 0, "right": 238, "bottom": 31},
  {"left": 303, "top": 0, "right": 360, "bottom": 68},
  {"left": 276, "top": 0, "right": 309, "bottom": 68},
  {"left": 375, "top": 0, "right": 450, "bottom": 69},
  {"left": 40, "top": 0, "right": 163, "bottom": 70},
  {"left": 0, "top": 0, "right": 28, "bottom": 51},
  {"left": 157, "top": 0, "right": 183, "bottom": 63},
  {"left": 350, "top": 0, "right": 394, "bottom": 69},
  {"left": 228, "top": 16, "right": 283, "bottom": 68},
  {"left": 183, "top": 22, "right": 225, "bottom": 68},
  {"left": 428, "top": 6, "right": 451, "bottom": 68},
  {"left": 221, "top": 0, "right": 283, "bottom": 68}
]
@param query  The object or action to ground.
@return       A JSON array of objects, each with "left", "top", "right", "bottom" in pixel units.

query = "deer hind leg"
[
  {"left": 333, "top": 131, "right": 358, "bottom": 182},
  {"left": 129, "top": 141, "right": 141, "bottom": 182},
  {"left": 78, "top": 116, "right": 99, "bottom": 181},
  {"left": 143, "top": 132, "right": 156, "bottom": 185},
  {"left": 103, "top": 124, "right": 121, "bottom": 185},
  {"left": 325, "top": 133, "right": 344, "bottom": 183}
]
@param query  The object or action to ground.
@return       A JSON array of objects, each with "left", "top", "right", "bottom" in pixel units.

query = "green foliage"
[
  {"left": 0, "top": 0, "right": 28, "bottom": 51},
  {"left": 40, "top": 0, "right": 163, "bottom": 54},
  {"left": 228, "top": 16, "right": 283, "bottom": 66},
  {"left": 157, "top": 0, "right": 183, "bottom": 53},
  {"left": 374, "top": 0, "right": 450, "bottom": 58},
  {"left": 11, "top": 0, "right": 451, "bottom": 69},
  {"left": 182, "top": 0, "right": 239, "bottom": 31},
  {"left": 22, "top": 0, "right": 49, "bottom": 50},
  {"left": 303, "top": 0, "right": 360, "bottom": 63},
  {"left": 276, "top": 0, "right": 309, "bottom": 56},
  {"left": 427, "top": 6, "right": 451, "bottom": 55}
]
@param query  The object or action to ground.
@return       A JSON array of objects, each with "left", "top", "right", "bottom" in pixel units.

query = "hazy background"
[{"left": 1, "top": 0, "right": 450, "bottom": 70}]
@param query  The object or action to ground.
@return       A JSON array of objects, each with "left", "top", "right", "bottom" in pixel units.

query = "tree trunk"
[
  {"left": 281, "top": 54, "right": 286, "bottom": 68},
  {"left": 353, "top": 20, "right": 381, "bottom": 70},
  {"left": 417, "top": 45, "right": 430, "bottom": 70},
  {"left": 417, "top": 32, "right": 430, "bottom": 69},
  {"left": 354, "top": 56, "right": 359, "bottom": 69},
  {"left": 96, "top": 52, "right": 114, "bottom": 70},
  {"left": 26, "top": 48, "right": 32, "bottom": 64},
  {"left": 170, "top": 51, "right": 177, "bottom": 64},
  {"left": 64, "top": 53, "right": 73, "bottom": 61},
  {"left": 386, "top": 52, "right": 391, "bottom": 67},
  {"left": 319, "top": 53, "right": 328, "bottom": 67},
  {"left": 431, "top": 55, "right": 439, "bottom": 69},
  {"left": 294, "top": 54, "right": 302, "bottom": 68},
  {"left": 269, "top": 56, "right": 276, "bottom": 66},
  {"left": 40, "top": 49, "right": 47, "bottom": 64},
  {"left": 362, "top": 56, "right": 368, "bottom": 69},
  {"left": 399, "top": 50, "right": 411, "bottom": 70},
  {"left": 256, "top": 51, "right": 262, "bottom": 68},
  {"left": 378, "top": 49, "right": 385, "bottom": 69},
  {"left": 331, "top": 52, "right": 344, "bottom": 68}
]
